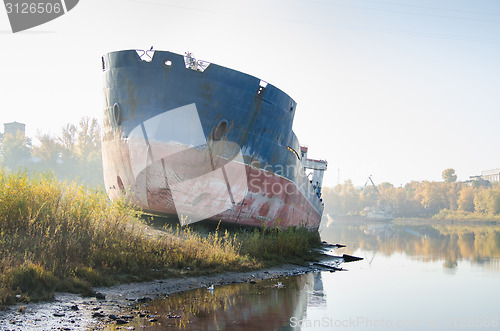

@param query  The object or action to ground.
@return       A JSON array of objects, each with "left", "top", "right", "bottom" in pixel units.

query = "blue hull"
[{"left": 101, "top": 49, "right": 325, "bottom": 228}]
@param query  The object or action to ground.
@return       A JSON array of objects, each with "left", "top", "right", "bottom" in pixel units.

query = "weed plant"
[{"left": 0, "top": 169, "right": 321, "bottom": 307}]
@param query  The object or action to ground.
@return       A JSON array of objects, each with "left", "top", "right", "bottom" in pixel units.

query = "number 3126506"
[{"left": 5, "top": 2, "right": 62, "bottom": 14}]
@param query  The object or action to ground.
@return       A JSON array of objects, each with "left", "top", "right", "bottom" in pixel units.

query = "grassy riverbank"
[
  {"left": 0, "top": 169, "right": 321, "bottom": 307},
  {"left": 432, "top": 209, "right": 500, "bottom": 221}
]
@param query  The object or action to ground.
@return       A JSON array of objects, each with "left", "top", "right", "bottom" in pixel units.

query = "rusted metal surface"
[{"left": 101, "top": 49, "right": 326, "bottom": 229}]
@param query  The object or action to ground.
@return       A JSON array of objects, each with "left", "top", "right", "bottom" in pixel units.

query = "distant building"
[
  {"left": 3, "top": 121, "right": 26, "bottom": 138},
  {"left": 479, "top": 168, "right": 500, "bottom": 183},
  {"left": 468, "top": 168, "right": 500, "bottom": 184}
]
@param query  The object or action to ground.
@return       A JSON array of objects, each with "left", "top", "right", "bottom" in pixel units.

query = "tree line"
[
  {"left": 2, "top": 126, "right": 499, "bottom": 220},
  {"left": 0, "top": 117, "right": 103, "bottom": 186},
  {"left": 322, "top": 169, "right": 500, "bottom": 219}
]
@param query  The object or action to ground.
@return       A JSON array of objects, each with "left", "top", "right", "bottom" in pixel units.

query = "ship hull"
[{"left": 102, "top": 50, "right": 324, "bottom": 229}]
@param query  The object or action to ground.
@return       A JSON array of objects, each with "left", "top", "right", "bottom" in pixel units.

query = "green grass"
[
  {"left": 0, "top": 169, "right": 321, "bottom": 307},
  {"left": 239, "top": 226, "right": 321, "bottom": 265}
]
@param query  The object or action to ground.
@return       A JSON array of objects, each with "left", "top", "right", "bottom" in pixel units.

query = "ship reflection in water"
[
  {"left": 108, "top": 220, "right": 500, "bottom": 330},
  {"left": 114, "top": 273, "right": 326, "bottom": 330}
]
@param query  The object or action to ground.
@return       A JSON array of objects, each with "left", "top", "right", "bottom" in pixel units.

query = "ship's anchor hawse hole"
[
  {"left": 117, "top": 176, "right": 125, "bottom": 194},
  {"left": 213, "top": 120, "right": 228, "bottom": 140}
]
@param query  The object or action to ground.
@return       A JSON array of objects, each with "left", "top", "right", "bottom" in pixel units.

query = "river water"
[{"left": 111, "top": 219, "right": 500, "bottom": 330}]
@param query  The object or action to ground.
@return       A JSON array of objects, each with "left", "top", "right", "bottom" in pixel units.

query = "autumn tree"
[
  {"left": 360, "top": 185, "right": 378, "bottom": 210},
  {"left": 445, "top": 183, "right": 460, "bottom": 211},
  {"left": 457, "top": 185, "right": 475, "bottom": 212},
  {"left": 340, "top": 180, "right": 362, "bottom": 215},
  {"left": 474, "top": 186, "right": 500, "bottom": 214},
  {"left": 32, "top": 133, "right": 62, "bottom": 168},
  {"left": 59, "top": 123, "right": 77, "bottom": 161},
  {"left": 32, "top": 117, "right": 103, "bottom": 186},
  {"left": 396, "top": 181, "right": 423, "bottom": 217},
  {"left": 377, "top": 182, "right": 396, "bottom": 210},
  {"left": 442, "top": 168, "right": 457, "bottom": 183},
  {"left": 0, "top": 131, "right": 32, "bottom": 170},
  {"left": 75, "top": 117, "right": 101, "bottom": 162},
  {"left": 73, "top": 117, "right": 102, "bottom": 186},
  {"left": 414, "top": 181, "right": 448, "bottom": 215}
]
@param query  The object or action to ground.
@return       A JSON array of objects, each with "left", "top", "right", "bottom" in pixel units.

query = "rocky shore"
[{"left": 0, "top": 253, "right": 342, "bottom": 330}]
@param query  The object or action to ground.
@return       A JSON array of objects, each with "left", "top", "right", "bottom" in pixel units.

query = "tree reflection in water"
[{"left": 320, "top": 220, "right": 500, "bottom": 270}]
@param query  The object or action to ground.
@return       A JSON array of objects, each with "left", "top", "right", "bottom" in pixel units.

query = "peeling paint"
[{"left": 102, "top": 50, "right": 326, "bottom": 229}]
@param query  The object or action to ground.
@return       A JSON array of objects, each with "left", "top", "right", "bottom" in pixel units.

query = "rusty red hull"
[
  {"left": 102, "top": 137, "right": 321, "bottom": 229},
  {"left": 145, "top": 165, "right": 322, "bottom": 228}
]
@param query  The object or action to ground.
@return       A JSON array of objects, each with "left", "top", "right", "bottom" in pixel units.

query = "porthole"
[{"left": 113, "top": 103, "right": 121, "bottom": 125}]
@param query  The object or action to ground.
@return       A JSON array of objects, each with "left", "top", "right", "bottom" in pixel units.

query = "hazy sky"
[{"left": 1, "top": 0, "right": 499, "bottom": 187}]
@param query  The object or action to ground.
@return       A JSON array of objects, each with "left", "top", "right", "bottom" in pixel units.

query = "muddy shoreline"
[{"left": 0, "top": 254, "right": 341, "bottom": 330}]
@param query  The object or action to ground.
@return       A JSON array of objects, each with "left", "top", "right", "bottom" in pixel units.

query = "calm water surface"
[{"left": 116, "top": 220, "right": 500, "bottom": 330}]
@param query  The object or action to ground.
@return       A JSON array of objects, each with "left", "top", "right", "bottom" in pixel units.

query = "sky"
[{"left": 1, "top": 0, "right": 500, "bottom": 188}]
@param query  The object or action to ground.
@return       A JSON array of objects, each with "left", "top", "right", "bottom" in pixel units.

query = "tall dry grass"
[{"left": 0, "top": 169, "right": 321, "bottom": 306}]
